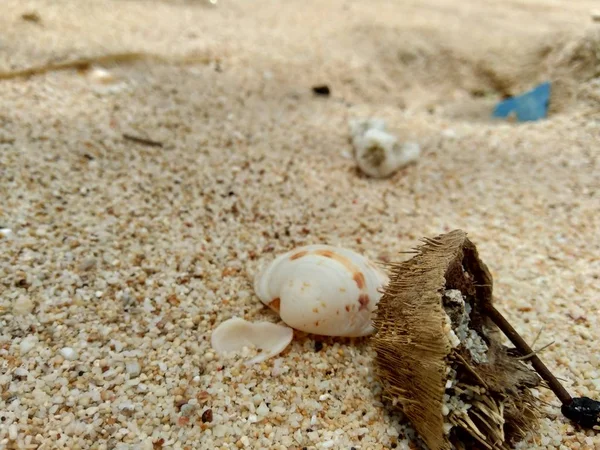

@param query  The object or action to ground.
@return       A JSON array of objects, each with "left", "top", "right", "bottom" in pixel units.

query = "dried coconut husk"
[{"left": 372, "top": 230, "right": 541, "bottom": 450}]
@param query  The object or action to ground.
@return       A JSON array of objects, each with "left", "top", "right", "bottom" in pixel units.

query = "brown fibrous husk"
[{"left": 372, "top": 230, "right": 540, "bottom": 450}]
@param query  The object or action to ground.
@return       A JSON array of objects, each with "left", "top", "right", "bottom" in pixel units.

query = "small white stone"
[
  {"left": 60, "top": 347, "right": 79, "bottom": 361},
  {"left": 126, "top": 361, "right": 141, "bottom": 377},
  {"left": 118, "top": 401, "right": 135, "bottom": 412},
  {"left": 256, "top": 402, "right": 270, "bottom": 417},
  {"left": 20, "top": 335, "right": 38, "bottom": 355},
  {"left": 13, "top": 296, "right": 34, "bottom": 315},
  {"left": 181, "top": 404, "right": 196, "bottom": 416},
  {"left": 88, "top": 67, "right": 118, "bottom": 85},
  {"left": 155, "top": 387, "right": 168, "bottom": 397},
  {"left": 441, "top": 404, "right": 450, "bottom": 416},
  {"left": 9, "top": 424, "right": 18, "bottom": 440},
  {"left": 0, "top": 227, "right": 12, "bottom": 238},
  {"left": 15, "top": 367, "right": 28, "bottom": 377}
]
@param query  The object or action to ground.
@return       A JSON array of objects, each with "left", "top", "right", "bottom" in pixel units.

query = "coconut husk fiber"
[{"left": 372, "top": 230, "right": 541, "bottom": 450}]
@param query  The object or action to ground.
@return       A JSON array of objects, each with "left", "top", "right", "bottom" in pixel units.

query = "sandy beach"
[{"left": 1, "top": 0, "right": 599, "bottom": 448}]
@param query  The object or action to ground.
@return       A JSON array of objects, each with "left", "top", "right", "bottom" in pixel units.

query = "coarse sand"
[{"left": 1, "top": 0, "right": 599, "bottom": 449}]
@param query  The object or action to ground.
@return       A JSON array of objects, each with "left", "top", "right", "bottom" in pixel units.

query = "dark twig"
[
  {"left": 122, "top": 133, "right": 164, "bottom": 148},
  {"left": 484, "top": 303, "right": 600, "bottom": 430}
]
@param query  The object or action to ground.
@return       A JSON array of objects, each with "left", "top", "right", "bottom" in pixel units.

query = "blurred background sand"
[{"left": 1, "top": 1, "right": 599, "bottom": 449}]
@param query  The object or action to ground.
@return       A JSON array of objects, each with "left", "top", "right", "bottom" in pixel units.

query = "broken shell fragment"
[
  {"left": 373, "top": 230, "right": 540, "bottom": 450},
  {"left": 349, "top": 118, "right": 420, "bottom": 178},
  {"left": 254, "top": 244, "right": 389, "bottom": 337},
  {"left": 210, "top": 317, "right": 293, "bottom": 365}
]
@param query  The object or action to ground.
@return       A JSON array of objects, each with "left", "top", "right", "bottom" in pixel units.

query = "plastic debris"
[{"left": 492, "top": 82, "right": 551, "bottom": 122}]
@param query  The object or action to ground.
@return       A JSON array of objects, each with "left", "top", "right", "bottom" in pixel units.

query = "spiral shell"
[{"left": 254, "top": 245, "right": 389, "bottom": 337}]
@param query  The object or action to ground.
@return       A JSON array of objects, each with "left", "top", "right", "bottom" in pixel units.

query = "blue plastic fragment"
[{"left": 492, "top": 82, "right": 551, "bottom": 122}]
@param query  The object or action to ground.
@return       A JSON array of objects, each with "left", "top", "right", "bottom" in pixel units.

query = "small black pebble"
[
  {"left": 351, "top": 447, "right": 356, "bottom": 450},
  {"left": 78, "top": 371, "right": 84, "bottom": 376},
  {"left": 312, "top": 85, "right": 330, "bottom": 96},
  {"left": 201, "top": 408, "right": 213, "bottom": 423},
  {"left": 314, "top": 341, "right": 323, "bottom": 352}
]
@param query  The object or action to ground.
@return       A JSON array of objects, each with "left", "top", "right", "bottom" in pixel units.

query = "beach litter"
[
  {"left": 492, "top": 82, "right": 551, "bottom": 122},
  {"left": 349, "top": 118, "right": 420, "bottom": 178}
]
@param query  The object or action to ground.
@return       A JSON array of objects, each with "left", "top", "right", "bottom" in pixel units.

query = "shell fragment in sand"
[
  {"left": 210, "top": 318, "right": 293, "bottom": 365},
  {"left": 349, "top": 118, "right": 420, "bottom": 178}
]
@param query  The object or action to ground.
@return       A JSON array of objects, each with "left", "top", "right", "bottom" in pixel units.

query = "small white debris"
[
  {"left": 441, "top": 128, "right": 457, "bottom": 138},
  {"left": 0, "top": 227, "right": 12, "bottom": 238},
  {"left": 155, "top": 387, "right": 168, "bottom": 397},
  {"left": 20, "top": 335, "right": 38, "bottom": 355},
  {"left": 349, "top": 118, "right": 420, "bottom": 178},
  {"left": 15, "top": 367, "right": 28, "bottom": 377},
  {"left": 59, "top": 347, "right": 79, "bottom": 361},
  {"left": 86, "top": 66, "right": 128, "bottom": 94},
  {"left": 118, "top": 401, "right": 135, "bottom": 412},
  {"left": 13, "top": 296, "right": 34, "bottom": 315},
  {"left": 181, "top": 404, "right": 197, "bottom": 416},
  {"left": 256, "top": 402, "right": 270, "bottom": 417},
  {"left": 9, "top": 424, "right": 18, "bottom": 440},
  {"left": 126, "top": 360, "right": 141, "bottom": 377},
  {"left": 88, "top": 67, "right": 118, "bottom": 85}
]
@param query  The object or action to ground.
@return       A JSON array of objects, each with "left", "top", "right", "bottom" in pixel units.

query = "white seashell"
[
  {"left": 59, "top": 347, "right": 79, "bottom": 361},
  {"left": 88, "top": 67, "right": 118, "bottom": 85},
  {"left": 254, "top": 244, "right": 389, "bottom": 337},
  {"left": 210, "top": 317, "right": 293, "bottom": 365},
  {"left": 349, "top": 118, "right": 420, "bottom": 178},
  {"left": 86, "top": 66, "right": 128, "bottom": 94}
]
